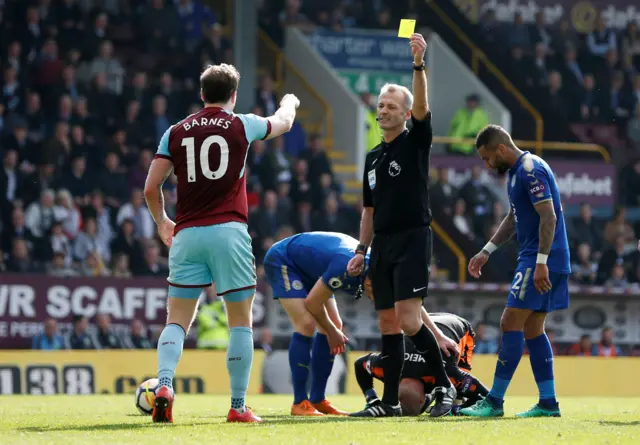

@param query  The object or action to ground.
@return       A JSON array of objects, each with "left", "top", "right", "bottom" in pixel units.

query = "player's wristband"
[
  {"left": 413, "top": 62, "right": 425, "bottom": 71},
  {"left": 355, "top": 243, "right": 368, "bottom": 255},
  {"left": 536, "top": 253, "right": 548, "bottom": 265},
  {"left": 482, "top": 242, "right": 498, "bottom": 255}
]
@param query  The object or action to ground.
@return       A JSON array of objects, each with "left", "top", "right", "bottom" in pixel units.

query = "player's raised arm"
[
  {"left": 410, "top": 33, "right": 429, "bottom": 120},
  {"left": 265, "top": 94, "right": 300, "bottom": 140}
]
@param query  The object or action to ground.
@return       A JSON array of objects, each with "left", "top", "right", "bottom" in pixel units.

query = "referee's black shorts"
[{"left": 369, "top": 226, "right": 432, "bottom": 311}]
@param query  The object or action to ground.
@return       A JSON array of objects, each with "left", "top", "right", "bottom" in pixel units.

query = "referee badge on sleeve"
[{"left": 368, "top": 169, "right": 376, "bottom": 189}]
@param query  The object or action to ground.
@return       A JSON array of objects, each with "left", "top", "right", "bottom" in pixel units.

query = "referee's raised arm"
[{"left": 409, "top": 33, "right": 429, "bottom": 120}]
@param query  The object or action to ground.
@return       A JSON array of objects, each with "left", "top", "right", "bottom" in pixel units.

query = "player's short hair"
[
  {"left": 475, "top": 124, "right": 515, "bottom": 151},
  {"left": 378, "top": 83, "right": 413, "bottom": 111},
  {"left": 398, "top": 379, "right": 425, "bottom": 416},
  {"left": 200, "top": 64, "right": 240, "bottom": 105}
]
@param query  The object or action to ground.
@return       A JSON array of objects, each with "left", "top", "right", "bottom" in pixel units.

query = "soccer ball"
[{"left": 135, "top": 378, "right": 159, "bottom": 415}]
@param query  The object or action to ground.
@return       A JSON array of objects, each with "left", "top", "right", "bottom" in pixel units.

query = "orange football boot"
[
  {"left": 152, "top": 386, "right": 174, "bottom": 423},
  {"left": 291, "top": 400, "right": 324, "bottom": 416},
  {"left": 227, "top": 407, "right": 263, "bottom": 423},
  {"left": 313, "top": 399, "right": 349, "bottom": 416}
]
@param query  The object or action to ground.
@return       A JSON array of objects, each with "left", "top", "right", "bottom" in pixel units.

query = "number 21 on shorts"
[{"left": 182, "top": 136, "right": 229, "bottom": 182}]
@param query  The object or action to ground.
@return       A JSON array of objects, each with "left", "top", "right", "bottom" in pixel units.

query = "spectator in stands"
[
  {"left": 81, "top": 250, "right": 110, "bottom": 277},
  {"left": 593, "top": 327, "right": 622, "bottom": 357},
  {"left": 2, "top": 66, "right": 23, "bottom": 115},
  {"left": 597, "top": 235, "right": 629, "bottom": 284},
  {"left": 315, "top": 193, "right": 352, "bottom": 233},
  {"left": 0, "top": 149, "right": 24, "bottom": 219},
  {"left": 141, "top": 0, "right": 181, "bottom": 55},
  {"left": 56, "top": 189, "right": 82, "bottom": 240},
  {"left": 47, "top": 251, "right": 78, "bottom": 277},
  {"left": 73, "top": 216, "right": 110, "bottom": 263},
  {"left": 23, "top": 92, "right": 46, "bottom": 145},
  {"left": 473, "top": 322, "right": 498, "bottom": 354},
  {"left": 542, "top": 71, "right": 569, "bottom": 139},
  {"left": 256, "top": 73, "right": 278, "bottom": 117},
  {"left": 458, "top": 165, "right": 493, "bottom": 235},
  {"left": 303, "top": 134, "right": 332, "bottom": 184},
  {"left": 505, "top": 12, "right": 530, "bottom": 49},
  {"left": 111, "top": 218, "right": 144, "bottom": 268},
  {"left": 24, "top": 188, "right": 60, "bottom": 239},
  {"left": 136, "top": 240, "right": 168, "bottom": 277},
  {"left": 448, "top": 94, "right": 488, "bottom": 155},
  {"left": 570, "top": 243, "right": 597, "bottom": 285},
  {"left": 2, "top": 207, "right": 32, "bottom": 253},
  {"left": 97, "top": 151, "right": 128, "bottom": 209},
  {"left": 575, "top": 74, "right": 602, "bottom": 122},
  {"left": 3, "top": 120, "right": 36, "bottom": 172},
  {"left": 603, "top": 206, "right": 635, "bottom": 247},
  {"left": 528, "top": 11, "right": 552, "bottom": 52},
  {"left": 551, "top": 19, "right": 580, "bottom": 57},
  {"left": 629, "top": 103, "right": 640, "bottom": 150},
  {"left": 95, "top": 314, "right": 123, "bottom": 349},
  {"left": 605, "top": 264, "right": 629, "bottom": 288},
  {"left": 57, "top": 155, "right": 92, "bottom": 206},
  {"left": 430, "top": 167, "right": 458, "bottom": 216},
  {"left": 621, "top": 22, "right": 640, "bottom": 69},
  {"left": 271, "top": 136, "right": 293, "bottom": 184},
  {"left": 116, "top": 188, "right": 155, "bottom": 240},
  {"left": 452, "top": 198, "right": 475, "bottom": 241},
  {"left": 279, "top": 0, "right": 313, "bottom": 30},
  {"left": 572, "top": 202, "right": 603, "bottom": 255},
  {"left": 32, "top": 319, "right": 64, "bottom": 350},
  {"left": 294, "top": 199, "right": 313, "bottom": 233},
  {"left": 256, "top": 190, "right": 291, "bottom": 240},
  {"left": 558, "top": 46, "right": 585, "bottom": 104},
  {"left": 49, "top": 221, "right": 71, "bottom": 264},
  {"left": 65, "top": 314, "right": 99, "bottom": 349},
  {"left": 111, "top": 252, "right": 132, "bottom": 278},
  {"left": 586, "top": 14, "right": 617, "bottom": 59},
  {"left": 633, "top": 75, "right": 640, "bottom": 105},
  {"left": 87, "top": 190, "right": 114, "bottom": 243},
  {"left": 568, "top": 334, "right": 593, "bottom": 356},
  {"left": 128, "top": 319, "right": 152, "bottom": 349},
  {"left": 290, "top": 158, "right": 312, "bottom": 204},
  {"left": 532, "top": 43, "right": 550, "bottom": 88},
  {"left": 604, "top": 71, "right": 633, "bottom": 125}
]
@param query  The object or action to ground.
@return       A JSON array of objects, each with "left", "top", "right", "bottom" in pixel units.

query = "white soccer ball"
[{"left": 135, "top": 378, "right": 159, "bottom": 415}]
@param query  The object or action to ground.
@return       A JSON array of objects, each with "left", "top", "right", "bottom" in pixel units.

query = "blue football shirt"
[
  {"left": 507, "top": 152, "right": 571, "bottom": 274},
  {"left": 275, "top": 232, "right": 367, "bottom": 296}
]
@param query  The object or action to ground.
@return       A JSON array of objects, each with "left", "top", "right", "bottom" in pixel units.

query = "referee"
[{"left": 347, "top": 33, "right": 457, "bottom": 418}]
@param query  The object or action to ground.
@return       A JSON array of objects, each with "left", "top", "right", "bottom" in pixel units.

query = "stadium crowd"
[{"left": 0, "top": 0, "right": 638, "bottom": 354}]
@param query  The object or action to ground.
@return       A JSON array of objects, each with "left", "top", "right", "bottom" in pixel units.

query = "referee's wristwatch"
[
  {"left": 413, "top": 61, "right": 425, "bottom": 71},
  {"left": 355, "top": 243, "right": 367, "bottom": 256}
]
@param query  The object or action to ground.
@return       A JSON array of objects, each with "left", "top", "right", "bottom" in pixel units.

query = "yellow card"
[{"left": 398, "top": 19, "right": 416, "bottom": 38}]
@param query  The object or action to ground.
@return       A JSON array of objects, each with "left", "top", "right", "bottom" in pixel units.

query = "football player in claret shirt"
[{"left": 144, "top": 63, "right": 300, "bottom": 423}]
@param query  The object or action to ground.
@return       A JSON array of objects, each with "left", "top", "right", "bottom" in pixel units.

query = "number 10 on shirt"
[{"left": 181, "top": 135, "right": 229, "bottom": 182}]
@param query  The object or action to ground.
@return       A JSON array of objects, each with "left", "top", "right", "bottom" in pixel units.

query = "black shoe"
[
  {"left": 429, "top": 385, "right": 456, "bottom": 418},
  {"left": 349, "top": 400, "right": 402, "bottom": 417}
]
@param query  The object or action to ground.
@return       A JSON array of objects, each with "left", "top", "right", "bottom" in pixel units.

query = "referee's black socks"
[
  {"left": 380, "top": 334, "right": 404, "bottom": 406},
  {"left": 409, "top": 324, "right": 452, "bottom": 388}
]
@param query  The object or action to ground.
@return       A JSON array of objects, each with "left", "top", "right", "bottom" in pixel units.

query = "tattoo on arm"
[
  {"left": 487, "top": 209, "right": 516, "bottom": 249},
  {"left": 536, "top": 201, "right": 557, "bottom": 255}
]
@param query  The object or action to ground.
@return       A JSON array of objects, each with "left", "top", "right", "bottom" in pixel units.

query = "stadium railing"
[
  {"left": 257, "top": 29, "right": 335, "bottom": 155},
  {"left": 424, "top": 0, "right": 544, "bottom": 152},
  {"left": 431, "top": 137, "right": 611, "bottom": 162}
]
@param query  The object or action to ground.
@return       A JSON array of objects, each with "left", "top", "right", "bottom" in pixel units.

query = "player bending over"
[
  {"left": 460, "top": 125, "right": 570, "bottom": 418},
  {"left": 354, "top": 312, "right": 488, "bottom": 416},
  {"left": 144, "top": 63, "right": 299, "bottom": 423},
  {"left": 263, "top": 232, "right": 367, "bottom": 416}
]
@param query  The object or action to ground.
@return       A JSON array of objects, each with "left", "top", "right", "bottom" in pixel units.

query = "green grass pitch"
[{"left": 1, "top": 395, "right": 638, "bottom": 444}]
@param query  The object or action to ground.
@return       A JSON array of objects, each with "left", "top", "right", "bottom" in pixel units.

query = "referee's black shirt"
[{"left": 362, "top": 112, "right": 433, "bottom": 234}]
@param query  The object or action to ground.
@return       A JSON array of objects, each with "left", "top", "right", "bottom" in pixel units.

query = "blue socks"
[
  {"left": 289, "top": 332, "right": 335, "bottom": 404},
  {"left": 310, "top": 333, "right": 334, "bottom": 404},
  {"left": 157, "top": 323, "right": 186, "bottom": 389},
  {"left": 527, "top": 334, "right": 558, "bottom": 408},
  {"left": 487, "top": 331, "right": 525, "bottom": 407},
  {"left": 289, "top": 332, "right": 313, "bottom": 404},
  {"left": 227, "top": 327, "right": 254, "bottom": 411}
]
